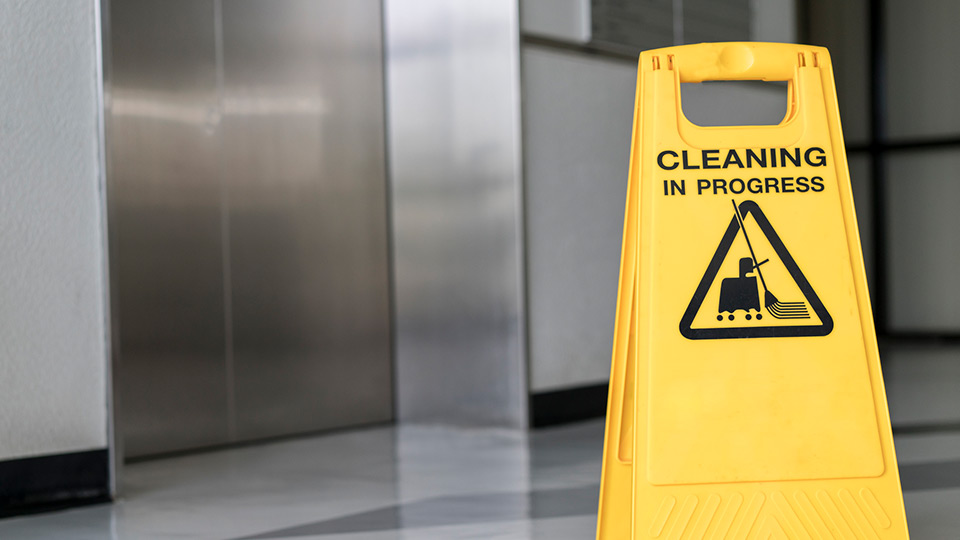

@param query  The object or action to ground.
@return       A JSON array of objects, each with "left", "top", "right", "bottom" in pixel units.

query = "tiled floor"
[{"left": 0, "top": 420, "right": 958, "bottom": 538}]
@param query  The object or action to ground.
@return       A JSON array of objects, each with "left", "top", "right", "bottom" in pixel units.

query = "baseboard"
[
  {"left": 0, "top": 449, "right": 110, "bottom": 518},
  {"left": 531, "top": 383, "right": 609, "bottom": 428}
]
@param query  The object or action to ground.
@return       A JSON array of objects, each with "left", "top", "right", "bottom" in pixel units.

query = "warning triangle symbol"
[{"left": 679, "top": 200, "right": 833, "bottom": 340}]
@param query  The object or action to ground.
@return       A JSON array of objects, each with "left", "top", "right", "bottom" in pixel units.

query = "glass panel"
[
  {"left": 884, "top": 344, "right": 960, "bottom": 425},
  {"left": 886, "top": 149, "right": 960, "bottom": 331},
  {"left": 885, "top": 0, "right": 960, "bottom": 139},
  {"left": 807, "top": 0, "right": 869, "bottom": 145}
]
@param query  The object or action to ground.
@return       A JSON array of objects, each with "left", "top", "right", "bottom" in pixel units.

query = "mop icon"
[{"left": 720, "top": 200, "right": 810, "bottom": 320}]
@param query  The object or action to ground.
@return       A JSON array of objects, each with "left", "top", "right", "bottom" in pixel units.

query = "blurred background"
[{"left": 0, "top": 0, "right": 958, "bottom": 538}]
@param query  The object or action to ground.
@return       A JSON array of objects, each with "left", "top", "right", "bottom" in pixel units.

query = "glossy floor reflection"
[{"left": 1, "top": 420, "right": 959, "bottom": 538}]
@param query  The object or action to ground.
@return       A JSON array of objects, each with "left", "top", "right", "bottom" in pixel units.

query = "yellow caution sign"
[{"left": 597, "top": 43, "right": 909, "bottom": 539}]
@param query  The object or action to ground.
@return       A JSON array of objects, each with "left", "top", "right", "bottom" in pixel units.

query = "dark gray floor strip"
[
  {"left": 899, "top": 459, "right": 960, "bottom": 492},
  {"left": 893, "top": 421, "right": 960, "bottom": 435}
]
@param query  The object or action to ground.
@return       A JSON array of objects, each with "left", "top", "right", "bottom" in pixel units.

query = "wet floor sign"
[{"left": 596, "top": 43, "right": 909, "bottom": 539}]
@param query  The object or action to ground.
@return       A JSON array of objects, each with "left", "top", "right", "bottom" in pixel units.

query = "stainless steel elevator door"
[
  {"left": 110, "top": 0, "right": 392, "bottom": 458},
  {"left": 221, "top": 0, "right": 392, "bottom": 441},
  {"left": 110, "top": 0, "right": 230, "bottom": 456},
  {"left": 385, "top": 0, "right": 527, "bottom": 427}
]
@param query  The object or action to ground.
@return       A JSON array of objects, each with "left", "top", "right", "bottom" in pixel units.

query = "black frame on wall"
[{"left": 868, "top": 0, "right": 890, "bottom": 337}]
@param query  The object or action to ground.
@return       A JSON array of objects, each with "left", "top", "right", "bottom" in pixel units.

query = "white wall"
[
  {"left": 523, "top": 47, "right": 636, "bottom": 392},
  {"left": 0, "top": 1, "right": 108, "bottom": 460}
]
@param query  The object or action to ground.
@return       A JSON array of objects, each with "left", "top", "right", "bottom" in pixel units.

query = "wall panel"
[{"left": 222, "top": 0, "right": 392, "bottom": 441}]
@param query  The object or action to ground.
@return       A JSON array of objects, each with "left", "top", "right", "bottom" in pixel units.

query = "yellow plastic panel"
[{"left": 596, "top": 42, "right": 909, "bottom": 539}]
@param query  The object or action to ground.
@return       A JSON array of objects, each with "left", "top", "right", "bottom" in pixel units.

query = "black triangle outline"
[{"left": 679, "top": 200, "right": 833, "bottom": 340}]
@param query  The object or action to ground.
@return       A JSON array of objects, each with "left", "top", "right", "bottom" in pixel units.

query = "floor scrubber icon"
[
  {"left": 718, "top": 257, "right": 763, "bottom": 321},
  {"left": 717, "top": 200, "right": 811, "bottom": 321}
]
